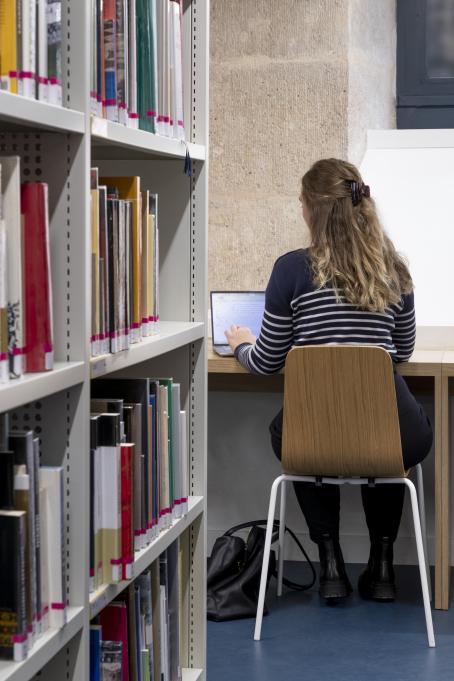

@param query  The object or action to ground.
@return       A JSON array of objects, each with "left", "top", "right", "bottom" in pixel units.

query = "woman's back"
[{"left": 235, "top": 248, "right": 416, "bottom": 376}]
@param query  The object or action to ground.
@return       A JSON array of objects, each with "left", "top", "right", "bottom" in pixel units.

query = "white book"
[
  {"left": 46, "top": 1, "right": 62, "bottom": 106},
  {"left": 171, "top": 0, "right": 184, "bottom": 141},
  {"left": 160, "top": 585, "right": 170, "bottom": 681},
  {"left": 99, "top": 442, "right": 121, "bottom": 583},
  {"left": 37, "top": 0, "right": 48, "bottom": 101},
  {"left": 179, "top": 411, "right": 188, "bottom": 516},
  {"left": 40, "top": 467, "right": 66, "bottom": 628},
  {"left": 20, "top": 0, "right": 37, "bottom": 98},
  {"left": 39, "top": 485, "right": 50, "bottom": 631},
  {"left": 171, "top": 384, "right": 181, "bottom": 520},
  {"left": 0, "top": 221, "right": 8, "bottom": 383},
  {"left": 0, "top": 156, "right": 24, "bottom": 378}
]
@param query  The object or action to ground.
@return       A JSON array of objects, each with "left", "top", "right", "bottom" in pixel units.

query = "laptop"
[{"left": 210, "top": 291, "right": 265, "bottom": 356}]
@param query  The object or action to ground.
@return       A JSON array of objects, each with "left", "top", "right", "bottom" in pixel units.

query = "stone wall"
[{"left": 209, "top": 0, "right": 396, "bottom": 291}]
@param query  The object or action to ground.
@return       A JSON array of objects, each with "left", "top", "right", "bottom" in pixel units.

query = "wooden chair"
[{"left": 254, "top": 346, "right": 435, "bottom": 647}]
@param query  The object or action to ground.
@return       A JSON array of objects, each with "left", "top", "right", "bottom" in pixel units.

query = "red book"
[
  {"left": 121, "top": 443, "right": 134, "bottom": 580},
  {"left": 99, "top": 602, "right": 129, "bottom": 681},
  {"left": 21, "top": 183, "right": 53, "bottom": 373}
]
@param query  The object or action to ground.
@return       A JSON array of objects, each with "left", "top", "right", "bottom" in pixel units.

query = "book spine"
[
  {"left": 0, "top": 0, "right": 19, "bottom": 93},
  {"left": 0, "top": 223, "right": 9, "bottom": 383},
  {"left": 121, "top": 444, "right": 134, "bottom": 580},
  {"left": 32, "top": 438, "right": 41, "bottom": 633},
  {"left": 21, "top": 183, "right": 54, "bottom": 373},
  {"left": 103, "top": 0, "right": 118, "bottom": 122},
  {"left": 46, "top": 0, "right": 62, "bottom": 106},
  {"left": 37, "top": 0, "right": 48, "bottom": 101},
  {"left": 127, "top": 0, "right": 138, "bottom": 126}
]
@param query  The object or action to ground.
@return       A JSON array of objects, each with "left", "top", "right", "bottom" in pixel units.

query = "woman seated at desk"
[{"left": 225, "top": 158, "right": 433, "bottom": 603}]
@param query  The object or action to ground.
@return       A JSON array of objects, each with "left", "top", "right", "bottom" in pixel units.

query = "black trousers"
[{"left": 270, "top": 372, "right": 433, "bottom": 545}]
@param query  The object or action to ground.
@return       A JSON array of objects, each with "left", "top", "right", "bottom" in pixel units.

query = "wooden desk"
[{"left": 208, "top": 340, "right": 452, "bottom": 610}]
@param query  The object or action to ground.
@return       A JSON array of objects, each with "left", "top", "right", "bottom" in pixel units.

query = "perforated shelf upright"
[{"left": 0, "top": 1, "right": 209, "bottom": 680}]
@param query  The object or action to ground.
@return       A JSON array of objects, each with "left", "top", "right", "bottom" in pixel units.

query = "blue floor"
[{"left": 207, "top": 563, "right": 454, "bottom": 681}]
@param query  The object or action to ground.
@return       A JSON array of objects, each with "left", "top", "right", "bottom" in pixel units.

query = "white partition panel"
[{"left": 360, "top": 130, "right": 454, "bottom": 326}]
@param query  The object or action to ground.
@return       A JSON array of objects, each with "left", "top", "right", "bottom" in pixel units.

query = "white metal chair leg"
[
  {"left": 404, "top": 478, "right": 436, "bottom": 647},
  {"left": 415, "top": 464, "right": 432, "bottom": 602},
  {"left": 254, "top": 475, "right": 284, "bottom": 641},
  {"left": 277, "top": 481, "right": 287, "bottom": 597}
]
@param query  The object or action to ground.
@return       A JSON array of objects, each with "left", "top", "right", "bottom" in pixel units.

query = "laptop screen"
[{"left": 211, "top": 291, "right": 265, "bottom": 345}]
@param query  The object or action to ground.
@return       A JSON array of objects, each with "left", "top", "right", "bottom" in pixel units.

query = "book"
[
  {"left": 0, "top": 156, "right": 24, "bottom": 378},
  {"left": 10, "top": 431, "right": 38, "bottom": 640},
  {"left": 99, "top": 602, "right": 130, "bottom": 681},
  {"left": 21, "top": 182, "right": 53, "bottom": 373},
  {"left": 103, "top": 0, "right": 118, "bottom": 122},
  {"left": 46, "top": 0, "right": 62, "bottom": 105},
  {"left": 116, "top": 0, "right": 128, "bottom": 125},
  {"left": 136, "top": 0, "right": 156, "bottom": 133},
  {"left": 101, "top": 640, "right": 123, "bottom": 681},
  {"left": 179, "top": 411, "right": 188, "bottom": 516},
  {"left": 127, "top": 0, "right": 138, "bottom": 127},
  {"left": 0, "top": 510, "right": 27, "bottom": 661},
  {"left": 90, "top": 625, "right": 102, "bottom": 681},
  {"left": 37, "top": 0, "right": 48, "bottom": 101},
  {"left": 123, "top": 403, "right": 143, "bottom": 551},
  {"left": 136, "top": 570, "right": 154, "bottom": 680},
  {"left": 166, "top": 541, "right": 181, "bottom": 681},
  {"left": 13, "top": 464, "right": 36, "bottom": 644},
  {"left": 151, "top": 560, "right": 161, "bottom": 681},
  {"left": 97, "top": 412, "right": 122, "bottom": 584},
  {"left": 120, "top": 443, "right": 134, "bottom": 580},
  {"left": 40, "top": 466, "right": 66, "bottom": 628},
  {"left": 0, "top": 0, "right": 18, "bottom": 93},
  {"left": 0, "top": 450, "right": 15, "bottom": 509},
  {"left": 91, "top": 173, "right": 101, "bottom": 357},
  {"left": 19, "top": 0, "right": 37, "bottom": 99},
  {"left": 0, "top": 215, "right": 7, "bottom": 383}
]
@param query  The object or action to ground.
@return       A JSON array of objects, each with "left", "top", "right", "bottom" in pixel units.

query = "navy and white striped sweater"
[{"left": 235, "top": 249, "right": 416, "bottom": 375}]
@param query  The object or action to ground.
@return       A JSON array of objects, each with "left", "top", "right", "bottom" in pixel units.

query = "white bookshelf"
[{"left": 0, "top": 1, "right": 208, "bottom": 680}]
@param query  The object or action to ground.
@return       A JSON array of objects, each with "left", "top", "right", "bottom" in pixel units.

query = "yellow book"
[
  {"left": 0, "top": 0, "right": 18, "bottom": 93},
  {"left": 101, "top": 176, "right": 142, "bottom": 342}
]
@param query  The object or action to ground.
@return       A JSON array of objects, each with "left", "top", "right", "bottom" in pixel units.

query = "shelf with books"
[
  {"left": 0, "top": 606, "right": 84, "bottom": 681},
  {"left": 89, "top": 495, "right": 204, "bottom": 620},
  {"left": 0, "top": 92, "right": 85, "bottom": 134},
  {"left": 90, "top": 321, "right": 205, "bottom": 378},
  {"left": 0, "top": 361, "right": 86, "bottom": 413},
  {"left": 91, "top": 118, "right": 206, "bottom": 161}
]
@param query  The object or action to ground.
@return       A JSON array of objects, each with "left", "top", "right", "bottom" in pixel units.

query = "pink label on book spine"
[
  {"left": 12, "top": 346, "right": 24, "bottom": 356},
  {"left": 51, "top": 602, "right": 65, "bottom": 610},
  {"left": 128, "top": 112, "right": 139, "bottom": 118},
  {"left": 11, "top": 634, "right": 27, "bottom": 643},
  {"left": 0, "top": 352, "right": 7, "bottom": 360},
  {"left": 111, "top": 558, "right": 122, "bottom": 565},
  {"left": 49, "top": 77, "right": 61, "bottom": 85},
  {"left": 146, "top": 110, "right": 156, "bottom": 117}
]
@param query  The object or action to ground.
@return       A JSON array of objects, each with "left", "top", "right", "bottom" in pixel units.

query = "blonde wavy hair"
[{"left": 301, "top": 158, "right": 413, "bottom": 313}]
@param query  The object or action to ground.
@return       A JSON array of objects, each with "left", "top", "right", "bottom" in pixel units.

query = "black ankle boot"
[
  {"left": 317, "top": 534, "right": 352, "bottom": 600},
  {"left": 358, "top": 536, "right": 396, "bottom": 601}
]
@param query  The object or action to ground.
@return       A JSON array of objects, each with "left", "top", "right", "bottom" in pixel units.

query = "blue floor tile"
[{"left": 207, "top": 563, "right": 454, "bottom": 681}]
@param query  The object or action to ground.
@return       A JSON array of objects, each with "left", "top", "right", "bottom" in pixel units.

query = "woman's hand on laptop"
[{"left": 225, "top": 325, "right": 256, "bottom": 352}]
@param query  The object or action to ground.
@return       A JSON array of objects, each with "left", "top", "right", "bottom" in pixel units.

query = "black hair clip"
[{"left": 347, "top": 180, "right": 370, "bottom": 206}]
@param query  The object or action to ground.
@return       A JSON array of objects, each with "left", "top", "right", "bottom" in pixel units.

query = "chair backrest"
[{"left": 281, "top": 346, "right": 405, "bottom": 478}]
